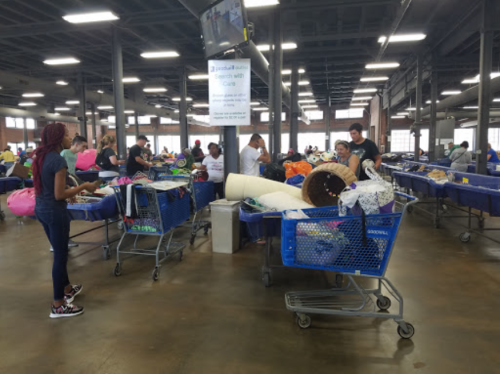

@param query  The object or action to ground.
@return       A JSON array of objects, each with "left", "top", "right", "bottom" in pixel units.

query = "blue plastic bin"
[
  {"left": 239, "top": 206, "right": 281, "bottom": 239},
  {"left": 193, "top": 181, "right": 215, "bottom": 211},
  {"left": 0, "top": 177, "right": 22, "bottom": 193},
  {"left": 67, "top": 194, "right": 118, "bottom": 221},
  {"left": 393, "top": 172, "right": 446, "bottom": 198}
]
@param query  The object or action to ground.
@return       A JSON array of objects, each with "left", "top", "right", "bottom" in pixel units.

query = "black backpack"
[
  {"left": 95, "top": 149, "right": 113, "bottom": 170},
  {"left": 262, "top": 163, "right": 286, "bottom": 182}
]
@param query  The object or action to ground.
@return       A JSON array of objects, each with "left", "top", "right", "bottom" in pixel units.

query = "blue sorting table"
[{"left": 76, "top": 170, "right": 99, "bottom": 182}]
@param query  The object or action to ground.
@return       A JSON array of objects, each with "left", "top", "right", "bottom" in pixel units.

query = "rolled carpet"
[{"left": 225, "top": 173, "right": 303, "bottom": 201}]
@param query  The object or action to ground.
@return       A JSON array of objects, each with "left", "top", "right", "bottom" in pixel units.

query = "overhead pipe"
[{"left": 420, "top": 111, "right": 500, "bottom": 119}]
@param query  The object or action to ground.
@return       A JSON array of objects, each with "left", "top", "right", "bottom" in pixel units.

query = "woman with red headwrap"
[{"left": 33, "top": 123, "right": 97, "bottom": 318}]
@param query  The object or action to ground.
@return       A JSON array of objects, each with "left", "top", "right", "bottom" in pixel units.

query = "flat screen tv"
[{"left": 200, "top": 0, "right": 249, "bottom": 59}]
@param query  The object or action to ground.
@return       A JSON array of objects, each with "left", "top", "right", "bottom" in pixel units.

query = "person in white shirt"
[
  {"left": 240, "top": 133, "right": 271, "bottom": 176},
  {"left": 201, "top": 142, "right": 225, "bottom": 199}
]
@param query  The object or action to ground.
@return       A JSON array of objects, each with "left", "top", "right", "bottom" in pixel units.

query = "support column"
[
  {"left": 429, "top": 67, "right": 438, "bottom": 162},
  {"left": 325, "top": 98, "right": 331, "bottom": 151},
  {"left": 290, "top": 62, "right": 299, "bottom": 152},
  {"left": 386, "top": 89, "right": 392, "bottom": 153},
  {"left": 272, "top": 8, "right": 283, "bottom": 161},
  {"left": 91, "top": 103, "right": 97, "bottom": 148},
  {"left": 224, "top": 126, "right": 238, "bottom": 177},
  {"left": 23, "top": 118, "right": 28, "bottom": 149},
  {"left": 78, "top": 71, "right": 88, "bottom": 139},
  {"left": 179, "top": 66, "right": 189, "bottom": 150},
  {"left": 134, "top": 112, "right": 140, "bottom": 139},
  {"left": 476, "top": 0, "right": 494, "bottom": 175},
  {"left": 413, "top": 54, "right": 423, "bottom": 162},
  {"left": 112, "top": 26, "right": 126, "bottom": 160}
]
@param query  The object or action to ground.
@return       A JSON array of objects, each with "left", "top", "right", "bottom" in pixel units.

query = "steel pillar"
[
  {"left": 386, "top": 89, "right": 392, "bottom": 153},
  {"left": 91, "top": 103, "right": 97, "bottom": 148},
  {"left": 134, "top": 112, "right": 140, "bottom": 139},
  {"left": 112, "top": 26, "right": 126, "bottom": 160},
  {"left": 290, "top": 62, "right": 299, "bottom": 152},
  {"left": 325, "top": 98, "right": 331, "bottom": 151},
  {"left": 179, "top": 66, "right": 188, "bottom": 150},
  {"left": 429, "top": 67, "right": 438, "bottom": 162},
  {"left": 413, "top": 54, "right": 423, "bottom": 162},
  {"left": 272, "top": 8, "right": 283, "bottom": 161},
  {"left": 23, "top": 117, "right": 28, "bottom": 149},
  {"left": 77, "top": 71, "right": 88, "bottom": 139}
]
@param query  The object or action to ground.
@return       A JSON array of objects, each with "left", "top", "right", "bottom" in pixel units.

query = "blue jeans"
[{"left": 35, "top": 205, "right": 70, "bottom": 301}]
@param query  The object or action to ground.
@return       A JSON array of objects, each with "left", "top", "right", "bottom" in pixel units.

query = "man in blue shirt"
[{"left": 487, "top": 143, "right": 500, "bottom": 163}]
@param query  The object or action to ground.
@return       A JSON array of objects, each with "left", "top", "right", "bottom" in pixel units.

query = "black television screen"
[{"left": 200, "top": 0, "right": 248, "bottom": 59}]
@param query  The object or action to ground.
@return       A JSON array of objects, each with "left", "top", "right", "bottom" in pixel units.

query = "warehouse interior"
[{"left": 1, "top": 0, "right": 500, "bottom": 372}]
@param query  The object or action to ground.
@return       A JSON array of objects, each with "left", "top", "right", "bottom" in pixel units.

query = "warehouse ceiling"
[{"left": 0, "top": 0, "right": 499, "bottom": 119}]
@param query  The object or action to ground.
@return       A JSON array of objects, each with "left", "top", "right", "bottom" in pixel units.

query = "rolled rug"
[{"left": 225, "top": 173, "right": 303, "bottom": 201}]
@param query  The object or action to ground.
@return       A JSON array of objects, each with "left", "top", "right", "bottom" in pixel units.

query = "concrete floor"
[{"left": 1, "top": 194, "right": 500, "bottom": 374}]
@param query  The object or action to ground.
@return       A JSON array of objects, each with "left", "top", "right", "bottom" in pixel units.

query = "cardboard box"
[{"left": 6, "top": 163, "right": 30, "bottom": 179}]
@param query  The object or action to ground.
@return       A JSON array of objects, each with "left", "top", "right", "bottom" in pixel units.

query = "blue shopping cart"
[{"left": 281, "top": 192, "right": 418, "bottom": 339}]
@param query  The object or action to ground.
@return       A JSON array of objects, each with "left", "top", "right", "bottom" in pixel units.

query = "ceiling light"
[
  {"left": 494, "top": 98, "right": 500, "bottom": 102},
  {"left": 55, "top": 107, "right": 70, "bottom": 111},
  {"left": 365, "top": 62, "right": 400, "bottom": 69},
  {"left": 397, "top": 112, "right": 409, "bottom": 116},
  {"left": 301, "top": 105, "right": 318, "bottom": 109},
  {"left": 298, "top": 92, "right": 313, "bottom": 97},
  {"left": 124, "top": 110, "right": 135, "bottom": 114},
  {"left": 360, "top": 76, "right": 388, "bottom": 82},
  {"left": 174, "top": 110, "right": 179, "bottom": 113},
  {"left": 143, "top": 87, "right": 167, "bottom": 93},
  {"left": 256, "top": 43, "right": 297, "bottom": 52},
  {"left": 85, "top": 112, "right": 92, "bottom": 115},
  {"left": 391, "top": 116, "right": 405, "bottom": 119},
  {"left": 19, "top": 102, "right": 37, "bottom": 107},
  {"left": 298, "top": 99, "right": 316, "bottom": 103},
  {"left": 281, "top": 68, "right": 305, "bottom": 75},
  {"left": 141, "top": 51, "right": 180, "bottom": 59},
  {"left": 406, "top": 107, "right": 423, "bottom": 111},
  {"left": 44, "top": 58, "right": 80, "bottom": 65},
  {"left": 172, "top": 97, "right": 193, "bottom": 102},
  {"left": 252, "top": 107, "right": 269, "bottom": 111},
  {"left": 353, "top": 88, "right": 377, "bottom": 94},
  {"left": 250, "top": 102, "right": 260, "bottom": 106},
  {"left": 63, "top": 11, "right": 119, "bottom": 24},
  {"left": 22, "top": 93, "right": 44, "bottom": 98},
  {"left": 66, "top": 100, "right": 79, "bottom": 105},
  {"left": 426, "top": 100, "right": 440, "bottom": 104},
  {"left": 352, "top": 96, "right": 373, "bottom": 101},
  {"left": 350, "top": 103, "right": 369, "bottom": 106},
  {"left": 463, "top": 106, "right": 479, "bottom": 109},
  {"left": 188, "top": 74, "right": 209, "bottom": 80},
  {"left": 54, "top": 113, "right": 61, "bottom": 116},
  {"left": 245, "top": 0, "right": 279, "bottom": 8},
  {"left": 378, "top": 34, "right": 427, "bottom": 43},
  {"left": 155, "top": 104, "right": 162, "bottom": 108},
  {"left": 56, "top": 80, "right": 68, "bottom": 85},
  {"left": 462, "top": 78, "right": 478, "bottom": 84},
  {"left": 284, "top": 80, "right": 309, "bottom": 86},
  {"left": 97, "top": 90, "right": 104, "bottom": 94},
  {"left": 97, "top": 105, "right": 113, "bottom": 110},
  {"left": 123, "top": 77, "right": 141, "bottom": 83},
  {"left": 442, "top": 90, "right": 461, "bottom": 95},
  {"left": 193, "top": 103, "right": 210, "bottom": 108}
]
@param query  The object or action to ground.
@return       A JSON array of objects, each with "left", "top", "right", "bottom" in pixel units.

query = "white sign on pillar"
[{"left": 209, "top": 59, "right": 251, "bottom": 126}]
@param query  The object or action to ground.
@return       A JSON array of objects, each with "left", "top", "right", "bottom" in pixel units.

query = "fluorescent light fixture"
[
  {"left": 44, "top": 58, "right": 80, "bottom": 65},
  {"left": 97, "top": 105, "right": 113, "bottom": 110},
  {"left": 360, "top": 76, "right": 388, "bottom": 82},
  {"left": 256, "top": 43, "right": 297, "bottom": 51},
  {"left": 462, "top": 78, "right": 478, "bottom": 84},
  {"left": 56, "top": 80, "right": 68, "bottom": 85},
  {"left": 66, "top": 100, "right": 79, "bottom": 105},
  {"left": 353, "top": 88, "right": 377, "bottom": 94},
  {"left": 155, "top": 104, "right": 162, "bottom": 108},
  {"left": 174, "top": 110, "right": 179, "bottom": 113},
  {"left": 298, "top": 99, "right": 316, "bottom": 103},
  {"left": 19, "top": 102, "right": 37, "bottom": 107},
  {"left": 85, "top": 112, "right": 92, "bottom": 115},
  {"left": 352, "top": 96, "right": 373, "bottom": 101},
  {"left": 63, "top": 11, "right": 119, "bottom": 24},
  {"left": 141, "top": 51, "right": 180, "bottom": 59},
  {"left": 122, "top": 77, "right": 141, "bottom": 83},
  {"left": 391, "top": 116, "right": 405, "bottom": 119},
  {"left": 461, "top": 72, "right": 500, "bottom": 84},
  {"left": 406, "top": 107, "right": 423, "bottom": 111},
  {"left": 188, "top": 74, "right": 209, "bottom": 80},
  {"left": 193, "top": 103, "right": 210, "bottom": 108},
  {"left": 143, "top": 87, "right": 167, "bottom": 93},
  {"left": 378, "top": 34, "right": 426, "bottom": 44},
  {"left": 55, "top": 107, "right": 70, "bottom": 111},
  {"left": 97, "top": 90, "right": 104, "bottom": 94},
  {"left": 463, "top": 106, "right": 479, "bottom": 109},
  {"left": 284, "top": 80, "right": 309, "bottom": 86},
  {"left": 54, "top": 113, "right": 61, "bottom": 116},
  {"left": 426, "top": 100, "right": 440, "bottom": 104},
  {"left": 22, "top": 93, "right": 44, "bottom": 98},
  {"left": 494, "top": 98, "right": 500, "bottom": 102},
  {"left": 245, "top": 0, "right": 279, "bottom": 8},
  {"left": 252, "top": 107, "right": 269, "bottom": 111},
  {"left": 250, "top": 102, "right": 260, "bottom": 106},
  {"left": 298, "top": 92, "right": 313, "bottom": 97},
  {"left": 397, "top": 112, "right": 409, "bottom": 116},
  {"left": 365, "top": 62, "right": 400, "bottom": 69},
  {"left": 442, "top": 90, "right": 461, "bottom": 95},
  {"left": 301, "top": 105, "right": 318, "bottom": 109},
  {"left": 282, "top": 68, "right": 305, "bottom": 75},
  {"left": 172, "top": 97, "right": 193, "bottom": 102},
  {"left": 350, "top": 103, "right": 369, "bottom": 106},
  {"left": 124, "top": 110, "right": 135, "bottom": 114}
]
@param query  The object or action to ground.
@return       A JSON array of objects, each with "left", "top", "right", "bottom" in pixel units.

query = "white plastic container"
[{"left": 210, "top": 199, "right": 240, "bottom": 254}]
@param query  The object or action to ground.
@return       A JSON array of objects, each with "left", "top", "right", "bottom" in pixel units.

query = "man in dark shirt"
[
  {"left": 192, "top": 140, "right": 205, "bottom": 162},
  {"left": 127, "top": 135, "right": 153, "bottom": 176},
  {"left": 349, "top": 123, "right": 381, "bottom": 181},
  {"left": 143, "top": 143, "right": 153, "bottom": 161}
]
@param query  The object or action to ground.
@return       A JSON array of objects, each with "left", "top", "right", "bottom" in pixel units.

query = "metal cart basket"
[{"left": 281, "top": 191, "right": 418, "bottom": 339}]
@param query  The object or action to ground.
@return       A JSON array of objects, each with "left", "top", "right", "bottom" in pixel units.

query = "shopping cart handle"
[{"left": 395, "top": 191, "right": 419, "bottom": 203}]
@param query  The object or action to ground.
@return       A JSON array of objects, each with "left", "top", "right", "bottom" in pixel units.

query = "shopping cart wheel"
[
  {"left": 296, "top": 314, "right": 311, "bottom": 329},
  {"left": 0, "top": 211, "right": 5, "bottom": 221},
  {"left": 179, "top": 250, "right": 184, "bottom": 262},
  {"left": 262, "top": 272, "right": 272, "bottom": 287},
  {"left": 113, "top": 263, "right": 122, "bottom": 277},
  {"left": 397, "top": 323, "right": 415, "bottom": 339},
  {"left": 204, "top": 224, "right": 210, "bottom": 234},
  {"left": 152, "top": 267, "right": 160, "bottom": 281},
  {"left": 376, "top": 296, "right": 392, "bottom": 311},
  {"left": 189, "top": 235, "right": 196, "bottom": 245},
  {"left": 459, "top": 232, "right": 471, "bottom": 243},
  {"left": 117, "top": 221, "right": 124, "bottom": 230}
]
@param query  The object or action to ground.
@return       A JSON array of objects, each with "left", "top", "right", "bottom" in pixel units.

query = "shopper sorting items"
[
  {"left": 240, "top": 133, "right": 271, "bottom": 176},
  {"left": 0, "top": 146, "right": 16, "bottom": 165},
  {"left": 349, "top": 123, "right": 381, "bottom": 181},
  {"left": 335, "top": 140, "right": 361, "bottom": 179},
  {"left": 201, "top": 142, "right": 225, "bottom": 199},
  {"left": 96, "top": 135, "right": 125, "bottom": 181},
  {"left": 192, "top": 139, "right": 205, "bottom": 162},
  {"left": 175, "top": 148, "right": 195, "bottom": 170},
  {"left": 127, "top": 135, "right": 153, "bottom": 176},
  {"left": 60, "top": 135, "right": 87, "bottom": 175},
  {"left": 446, "top": 142, "right": 460, "bottom": 159},
  {"left": 450, "top": 141, "right": 472, "bottom": 172},
  {"left": 143, "top": 143, "right": 153, "bottom": 161},
  {"left": 32, "top": 123, "right": 97, "bottom": 318},
  {"left": 487, "top": 143, "right": 500, "bottom": 163}
]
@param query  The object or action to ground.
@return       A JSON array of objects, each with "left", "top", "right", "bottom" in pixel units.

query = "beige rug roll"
[
  {"left": 225, "top": 173, "right": 303, "bottom": 201},
  {"left": 302, "top": 163, "right": 357, "bottom": 207}
]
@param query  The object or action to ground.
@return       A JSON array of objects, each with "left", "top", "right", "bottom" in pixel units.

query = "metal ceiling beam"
[
  {"left": 298, "top": 31, "right": 380, "bottom": 43},
  {"left": 375, "top": 0, "right": 412, "bottom": 61},
  {"left": 0, "top": 105, "right": 109, "bottom": 125},
  {"left": 281, "top": 0, "right": 397, "bottom": 11}
]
